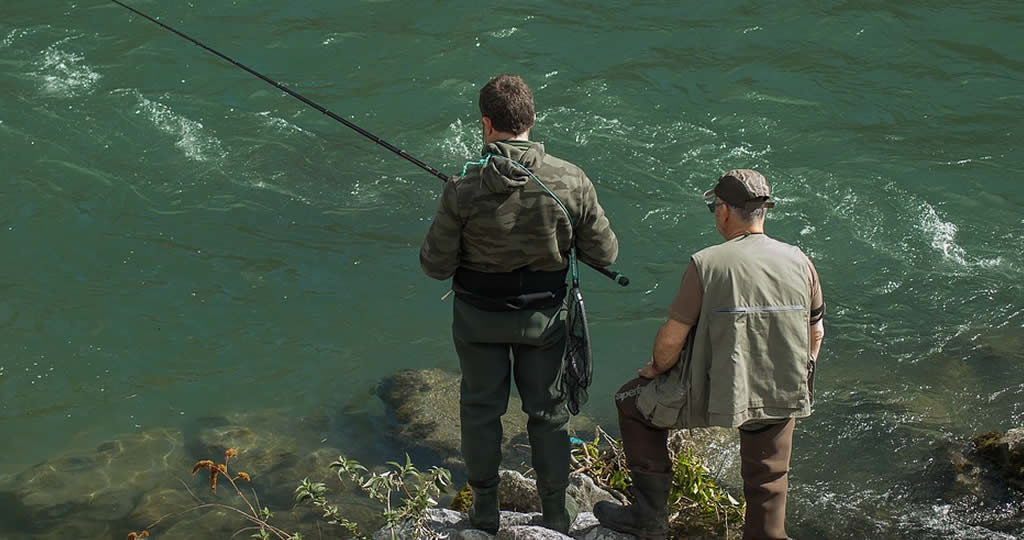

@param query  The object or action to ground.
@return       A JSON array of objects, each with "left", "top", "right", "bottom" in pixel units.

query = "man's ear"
[{"left": 481, "top": 115, "right": 493, "bottom": 135}]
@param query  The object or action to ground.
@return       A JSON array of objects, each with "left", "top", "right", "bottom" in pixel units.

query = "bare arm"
[
  {"left": 639, "top": 318, "right": 693, "bottom": 379},
  {"left": 810, "top": 319, "right": 824, "bottom": 361}
]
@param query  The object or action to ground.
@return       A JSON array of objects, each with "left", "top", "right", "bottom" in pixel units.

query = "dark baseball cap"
[{"left": 703, "top": 169, "right": 775, "bottom": 211}]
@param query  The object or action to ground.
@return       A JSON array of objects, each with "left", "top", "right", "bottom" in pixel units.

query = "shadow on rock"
[{"left": 377, "top": 368, "right": 596, "bottom": 473}]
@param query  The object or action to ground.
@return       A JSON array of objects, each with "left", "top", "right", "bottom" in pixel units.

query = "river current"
[{"left": 1, "top": 1, "right": 1022, "bottom": 538}]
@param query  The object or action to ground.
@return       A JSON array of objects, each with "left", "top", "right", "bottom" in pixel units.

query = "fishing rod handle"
[{"left": 585, "top": 262, "right": 630, "bottom": 287}]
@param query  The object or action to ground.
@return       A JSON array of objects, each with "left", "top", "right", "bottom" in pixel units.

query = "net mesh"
[{"left": 562, "top": 286, "right": 592, "bottom": 416}]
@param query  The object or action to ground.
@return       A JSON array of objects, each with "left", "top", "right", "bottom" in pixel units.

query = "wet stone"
[
  {"left": 0, "top": 428, "right": 185, "bottom": 526},
  {"left": 373, "top": 509, "right": 636, "bottom": 540},
  {"left": 195, "top": 423, "right": 302, "bottom": 478},
  {"left": 496, "top": 470, "right": 620, "bottom": 514},
  {"left": 974, "top": 428, "right": 1024, "bottom": 489},
  {"left": 156, "top": 506, "right": 241, "bottom": 539},
  {"left": 14, "top": 519, "right": 112, "bottom": 540},
  {"left": 126, "top": 487, "right": 196, "bottom": 531},
  {"left": 377, "top": 368, "right": 596, "bottom": 470}
]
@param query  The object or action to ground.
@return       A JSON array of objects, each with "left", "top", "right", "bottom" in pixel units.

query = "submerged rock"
[
  {"left": 973, "top": 428, "right": 1024, "bottom": 489},
  {"left": 925, "top": 427, "right": 1024, "bottom": 536},
  {"left": 0, "top": 427, "right": 185, "bottom": 529},
  {"left": 377, "top": 368, "right": 596, "bottom": 470},
  {"left": 0, "top": 412, "right": 375, "bottom": 539}
]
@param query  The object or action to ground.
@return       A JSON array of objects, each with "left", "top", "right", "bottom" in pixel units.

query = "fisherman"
[
  {"left": 420, "top": 74, "right": 618, "bottom": 534},
  {"left": 594, "top": 169, "right": 825, "bottom": 540}
]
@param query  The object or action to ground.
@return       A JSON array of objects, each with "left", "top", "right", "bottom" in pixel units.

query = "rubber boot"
[
  {"left": 539, "top": 489, "right": 578, "bottom": 534},
  {"left": 594, "top": 471, "right": 671, "bottom": 539},
  {"left": 468, "top": 478, "right": 500, "bottom": 534}
]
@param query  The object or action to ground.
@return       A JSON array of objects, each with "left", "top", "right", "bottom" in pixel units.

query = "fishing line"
[
  {"left": 109, "top": 0, "right": 446, "bottom": 181},
  {"left": 109, "top": 0, "right": 629, "bottom": 286}
]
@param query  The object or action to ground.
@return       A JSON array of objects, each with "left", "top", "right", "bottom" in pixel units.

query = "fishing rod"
[{"left": 110, "top": 0, "right": 629, "bottom": 287}]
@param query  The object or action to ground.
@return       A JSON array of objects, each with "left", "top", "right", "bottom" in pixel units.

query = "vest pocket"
[
  {"left": 706, "top": 307, "right": 808, "bottom": 416},
  {"left": 638, "top": 337, "right": 695, "bottom": 429}
]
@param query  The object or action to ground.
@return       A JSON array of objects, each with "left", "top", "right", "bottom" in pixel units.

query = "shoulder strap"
[{"left": 485, "top": 154, "right": 580, "bottom": 287}]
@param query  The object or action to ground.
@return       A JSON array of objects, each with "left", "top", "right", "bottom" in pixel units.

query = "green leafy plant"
[
  {"left": 295, "top": 454, "right": 453, "bottom": 540},
  {"left": 571, "top": 426, "right": 632, "bottom": 493},
  {"left": 571, "top": 427, "right": 744, "bottom": 538},
  {"left": 667, "top": 444, "right": 744, "bottom": 535}
]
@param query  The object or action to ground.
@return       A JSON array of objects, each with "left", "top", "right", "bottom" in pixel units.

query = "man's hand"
[{"left": 638, "top": 357, "right": 660, "bottom": 379}]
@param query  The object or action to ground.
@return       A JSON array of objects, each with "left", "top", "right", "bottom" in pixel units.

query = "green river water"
[{"left": 1, "top": 1, "right": 1023, "bottom": 538}]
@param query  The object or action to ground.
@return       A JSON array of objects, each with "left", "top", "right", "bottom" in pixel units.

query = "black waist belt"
[{"left": 453, "top": 267, "right": 568, "bottom": 312}]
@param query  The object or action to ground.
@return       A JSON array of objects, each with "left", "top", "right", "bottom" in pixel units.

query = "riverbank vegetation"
[{"left": 135, "top": 426, "right": 741, "bottom": 539}]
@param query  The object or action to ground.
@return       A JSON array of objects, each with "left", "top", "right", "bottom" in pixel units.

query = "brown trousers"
[{"left": 615, "top": 378, "right": 796, "bottom": 540}]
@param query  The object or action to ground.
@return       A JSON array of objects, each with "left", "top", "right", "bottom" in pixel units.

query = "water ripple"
[
  {"left": 34, "top": 38, "right": 101, "bottom": 98},
  {"left": 917, "top": 201, "right": 1003, "bottom": 269},
  {"left": 122, "top": 90, "right": 226, "bottom": 162}
]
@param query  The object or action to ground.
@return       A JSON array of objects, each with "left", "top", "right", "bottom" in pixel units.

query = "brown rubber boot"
[{"left": 594, "top": 471, "right": 671, "bottom": 539}]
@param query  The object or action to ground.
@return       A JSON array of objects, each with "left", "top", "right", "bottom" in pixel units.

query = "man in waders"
[
  {"left": 595, "top": 169, "right": 825, "bottom": 540},
  {"left": 420, "top": 74, "right": 618, "bottom": 534}
]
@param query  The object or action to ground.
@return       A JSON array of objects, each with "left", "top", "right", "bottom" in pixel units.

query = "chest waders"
[{"left": 461, "top": 154, "right": 593, "bottom": 416}]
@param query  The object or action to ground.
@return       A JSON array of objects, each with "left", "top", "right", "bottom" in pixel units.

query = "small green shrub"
[
  {"left": 571, "top": 427, "right": 744, "bottom": 537},
  {"left": 295, "top": 454, "right": 453, "bottom": 540}
]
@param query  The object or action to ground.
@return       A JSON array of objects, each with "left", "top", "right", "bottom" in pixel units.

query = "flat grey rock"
[
  {"left": 374, "top": 509, "right": 640, "bottom": 540},
  {"left": 498, "top": 469, "right": 621, "bottom": 514},
  {"left": 497, "top": 525, "right": 572, "bottom": 539}
]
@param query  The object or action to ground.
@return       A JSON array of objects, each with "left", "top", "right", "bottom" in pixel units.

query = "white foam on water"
[
  {"left": 541, "top": 106, "right": 627, "bottom": 147},
  {"left": 917, "top": 201, "right": 1002, "bottom": 269},
  {"left": 941, "top": 155, "right": 993, "bottom": 166},
  {"left": 35, "top": 40, "right": 101, "bottom": 98},
  {"left": 132, "top": 93, "right": 225, "bottom": 163},
  {"left": 489, "top": 27, "right": 518, "bottom": 38},
  {"left": 256, "top": 111, "right": 312, "bottom": 136},
  {"left": 538, "top": 71, "right": 559, "bottom": 90},
  {"left": 726, "top": 142, "right": 772, "bottom": 159},
  {"left": 439, "top": 118, "right": 477, "bottom": 162},
  {"left": 898, "top": 503, "right": 1020, "bottom": 540},
  {"left": 987, "top": 382, "right": 1023, "bottom": 402},
  {"left": 2, "top": 28, "right": 31, "bottom": 48},
  {"left": 321, "top": 32, "right": 364, "bottom": 46}
]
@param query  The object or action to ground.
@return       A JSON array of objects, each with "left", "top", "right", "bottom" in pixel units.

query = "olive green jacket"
[
  {"left": 420, "top": 140, "right": 618, "bottom": 279},
  {"left": 637, "top": 234, "right": 815, "bottom": 429}
]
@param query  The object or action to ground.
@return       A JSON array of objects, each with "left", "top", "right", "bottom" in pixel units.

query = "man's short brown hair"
[{"left": 479, "top": 74, "right": 535, "bottom": 135}]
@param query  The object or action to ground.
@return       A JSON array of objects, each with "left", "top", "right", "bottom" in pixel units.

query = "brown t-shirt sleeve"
[
  {"left": 667, "top": 260, "right": 701, "bottom": 325},
  {"left": 807, "top": 256, "right": 825, "bottom": 324}
]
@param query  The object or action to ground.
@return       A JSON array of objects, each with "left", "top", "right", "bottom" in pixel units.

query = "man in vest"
[
  {"left": 420, "top": 74, "right": 618, "bottom": 534},
  {"left": 595, "top": 169, "right": 825, "bottom": 539}
]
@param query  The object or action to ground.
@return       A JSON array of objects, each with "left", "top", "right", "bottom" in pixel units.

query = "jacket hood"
[{"left": 478, "top": 140, "right": 546, "bottom": 193}]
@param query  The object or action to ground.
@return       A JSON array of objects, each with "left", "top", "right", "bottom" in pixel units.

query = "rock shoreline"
[{"left": 0, "top": 368, "right": 1020, "bottom": 538}]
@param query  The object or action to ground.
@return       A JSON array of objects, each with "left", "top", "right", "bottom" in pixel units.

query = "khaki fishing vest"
[{"left": 637, "top": 233, "right": 814, "bottom": 429}]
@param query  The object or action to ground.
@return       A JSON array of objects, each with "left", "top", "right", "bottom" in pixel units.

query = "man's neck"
[
  {"left": 484, "top": 129, "right": 530, "bottom": 145},
  {"left": 725, "top": 225, "right": 764, "bottom": 240}
]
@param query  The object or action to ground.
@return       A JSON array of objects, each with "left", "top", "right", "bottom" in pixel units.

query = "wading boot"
[
  {"left": 539, "top": 490, "right": 578, "bottom": 534},
  {"left": 594, "top": 471, "right": 671, "bottom": 539},
  {"left": 469, "top": 478, "right": 500, "bottom": 534}
]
